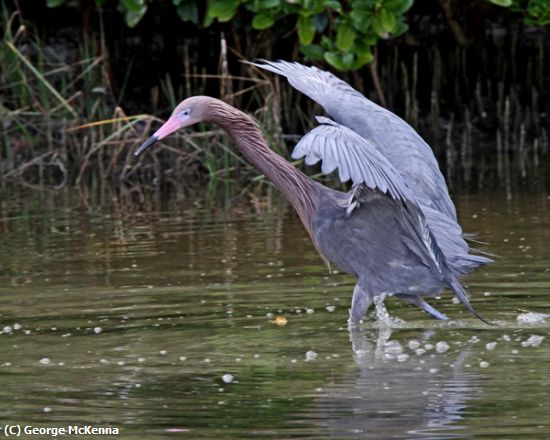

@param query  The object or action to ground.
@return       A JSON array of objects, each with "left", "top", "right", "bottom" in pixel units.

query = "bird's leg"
[
  {"left": 348, "top": 283, "right": 372, "bottom": 327},
  {"left": 396, "top": 294, "right": 449, "bottom": 320}
]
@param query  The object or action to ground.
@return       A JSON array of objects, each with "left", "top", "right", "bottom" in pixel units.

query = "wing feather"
[{"left": 246, "top": 59, "right": 458, "bottom": 220}]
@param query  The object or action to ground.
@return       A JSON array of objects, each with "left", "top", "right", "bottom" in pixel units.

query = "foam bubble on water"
[
  {"left": 13, "top": 323, "right": 21, "bottom": 331},
  {"left": 93, "top": 327, "right": 102, "bottom": 334},
  {"left": 408, "top": 339, "right": 421, "bottom": 350},
  {"left": 222, "top": 374, "right": 234, "bottom": 383},
  {"left": 486, "top": 342, "right": 497, "bottom": 350},
  {"left": 384, "top": 340, "right": 403, "bottom": 354},
  {"left": 501, "top": 334, "right": 511, "bottom": 342},
  {"left": 326, "top": 306, "right": 336, "bottom": 312},
  {"left": 3, "top": 326, "right": 13, "bottom": 334},
  {"left": 397, "top": 354, "right": 410, "bottom": 362},
  {"left": 43, "top": 407, "right": 52, "bottom": 413},
  {"left": 415, "top": 348, "right": 426, "bottom": 356},
  {"left": 305, "top": 351, "right": 318, "bottom": 361},
  {"left": 179, "top": 356, "right": 187, "bottom": 361},
  {"left": 306, "top": 308, "right": 314, "bottom": 314},
  {"left": 424, "top": 343, "right": 434, "bottom": 351},
  {"left": 480, "top": 361, "right": 489, "bottom": 368},
  {"left": 521, "top": 335, "right": 545, "bottom": 347},
  {"left": 39, "top": 357, "right": 50, "bottom": 365},
  {"left": 436, "top": 341, "right": 450, "bottom": 353},
  {"left": 517, "top": 312, "right": 549, "bottom": 324},
  {"left": 159, "top": 350, "right": 167, "bottom": 355},
  {"left": 429, "top": 368, "right": 439, "bottom": 374}
]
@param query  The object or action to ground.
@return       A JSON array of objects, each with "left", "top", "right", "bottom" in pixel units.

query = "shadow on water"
[{"left": 0, "top": 187, "right": 549, "bottom": 438}]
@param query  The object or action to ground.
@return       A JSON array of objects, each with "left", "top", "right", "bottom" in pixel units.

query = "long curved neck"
[{"left": 207, "top": 99, "right": 320, "bottom": 232}]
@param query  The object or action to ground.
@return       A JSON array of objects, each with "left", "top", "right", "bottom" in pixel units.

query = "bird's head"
[{"left": 134, "top": 96, "right": 211, "bottom": 156}]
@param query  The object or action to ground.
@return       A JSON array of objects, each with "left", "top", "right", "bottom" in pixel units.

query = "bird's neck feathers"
[{"left": 208, "top": 99, "right": 319, "bottom": 231}]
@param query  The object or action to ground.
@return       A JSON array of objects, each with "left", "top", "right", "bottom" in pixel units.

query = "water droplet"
[
  {"left": 93, "top": 327, "right": 102, "bottom": 334},
  {"left": 222, "top": 374, "right": 234, "bottom": 383},
  {"left": 480, "top": 361, "right": 489, "bottom": 368},
  {"left": 485, "top": 342, "right": 497, "bottom": 350},
  {"left": 39, "top": 358, "right": 50, "bottom": 365},
  {"left": 305, "top": 351, "right": 318, "bottom": 361},
  {"left": 408, "top": 340, "right": 420, "bottom": 350}
]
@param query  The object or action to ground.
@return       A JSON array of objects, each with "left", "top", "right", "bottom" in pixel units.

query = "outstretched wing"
[
  {"left": 295, "top": 117, "right": 488, "bottom": 323},
  {"left": 246, "top": 59, "right": 457, "bottom": 221},
  {"left": 245, "top": 59, "right": 360, "bottom": 113},
  {"left": 293, "top": 116, "right": 410, "bottom": 201}
]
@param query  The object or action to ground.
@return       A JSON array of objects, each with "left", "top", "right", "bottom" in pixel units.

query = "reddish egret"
[{"left": 136, "top": 60, "right": 491, "bottom": 323}]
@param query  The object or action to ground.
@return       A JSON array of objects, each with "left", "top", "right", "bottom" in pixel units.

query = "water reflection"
[
  {"left": 314, "top": 326, "right": 477, "bottom": 439},
  {"left": 0, "top": 189, "right": 549, "bottom": 439}
]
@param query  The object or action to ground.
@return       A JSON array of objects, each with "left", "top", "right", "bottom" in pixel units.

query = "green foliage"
[
  {"left": 487, "top": 0, "right": 550, "bottom": 25},
  {"left": 238, "top": 0, "right": 413, "bottom": 71},
  {"left": 44, "top": 0, "right": 413, "bottom": 71},
  {"left": 43, "top": 0, "right": 550, "bottom": 66}
]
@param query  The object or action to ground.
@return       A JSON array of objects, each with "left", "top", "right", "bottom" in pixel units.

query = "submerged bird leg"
[
  {"left": 396, "top": 294, "right": 449, "bottom": 320},
  {"left": 348, "top": 283, "right": 373, "bottom": 326}
]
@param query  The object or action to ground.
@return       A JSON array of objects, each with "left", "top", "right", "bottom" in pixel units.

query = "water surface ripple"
[{"left": 0, "top": 191, "right": 549, "bottom": 439}]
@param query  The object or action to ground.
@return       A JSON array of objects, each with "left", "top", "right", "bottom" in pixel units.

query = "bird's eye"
[{"left": 180, "top": 109, "right": 191, "bottom": 118}]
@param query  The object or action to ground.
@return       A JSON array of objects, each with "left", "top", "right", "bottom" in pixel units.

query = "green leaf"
[
  {"left": 297, "top": 14, "right": 316, "bottom": 45},
  {"left": 372, "top": 15, "right": 389, "bottom": 37},
  {"left": 352, "top": 42, "right": 374, "bottom": 67},
  {"left": 487, "top": 0, "right": 513, "bottom": 6},
  {"left": 384, "top": 0, "right": 413, "bottom": 14},
  {"left": 47, "top": 0, "right": 67, "bottom": 7},
  {"left": 313, "top": 13, "right": 329, "bottom": 32},
  {"left": 121, "top": 0, "right": 145, "bottom": 13},
  {"left": 336, "top": 22, "right": 356, "bottom": 50},
  {"left": 95, "top": 0, "right": 108, "bottom": 5},
  {"left": 258, "top": 0, "right": 280, "bottom": 8},
  {"left": 378, "top": 8, "right": 396, "bottom": 33},
  {"left": 393, "top": 18, "right": 408, "bottom": 36},
  {"left": 125, "top": 8, "right": 147, "bottom": 27},
  {"left": 324, "top": 0, "right": 343, "bottom": 12},
  {"left": 252, "top": 13, "right": 275, "bottom": 29},
  {"left": 207, "top": 0, "right": 239, "bottom": 22},
  {"left": 324, "top": 51, "right": 347, "bottom": 70},
  {"left": 300, "top": 44, "right": 324, "bottom": 60},
  {"left": 177, "top": 1, "right": 199, "bottom": 23}
]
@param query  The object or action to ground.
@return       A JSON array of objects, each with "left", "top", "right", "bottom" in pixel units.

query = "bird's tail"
[{"left": 448, "top": 276, "right": 491, "bottom": 325}]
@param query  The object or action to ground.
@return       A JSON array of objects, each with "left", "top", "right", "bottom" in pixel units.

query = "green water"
[{"left": 0, "top": 189, "right": 549, "bottom": 439}]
